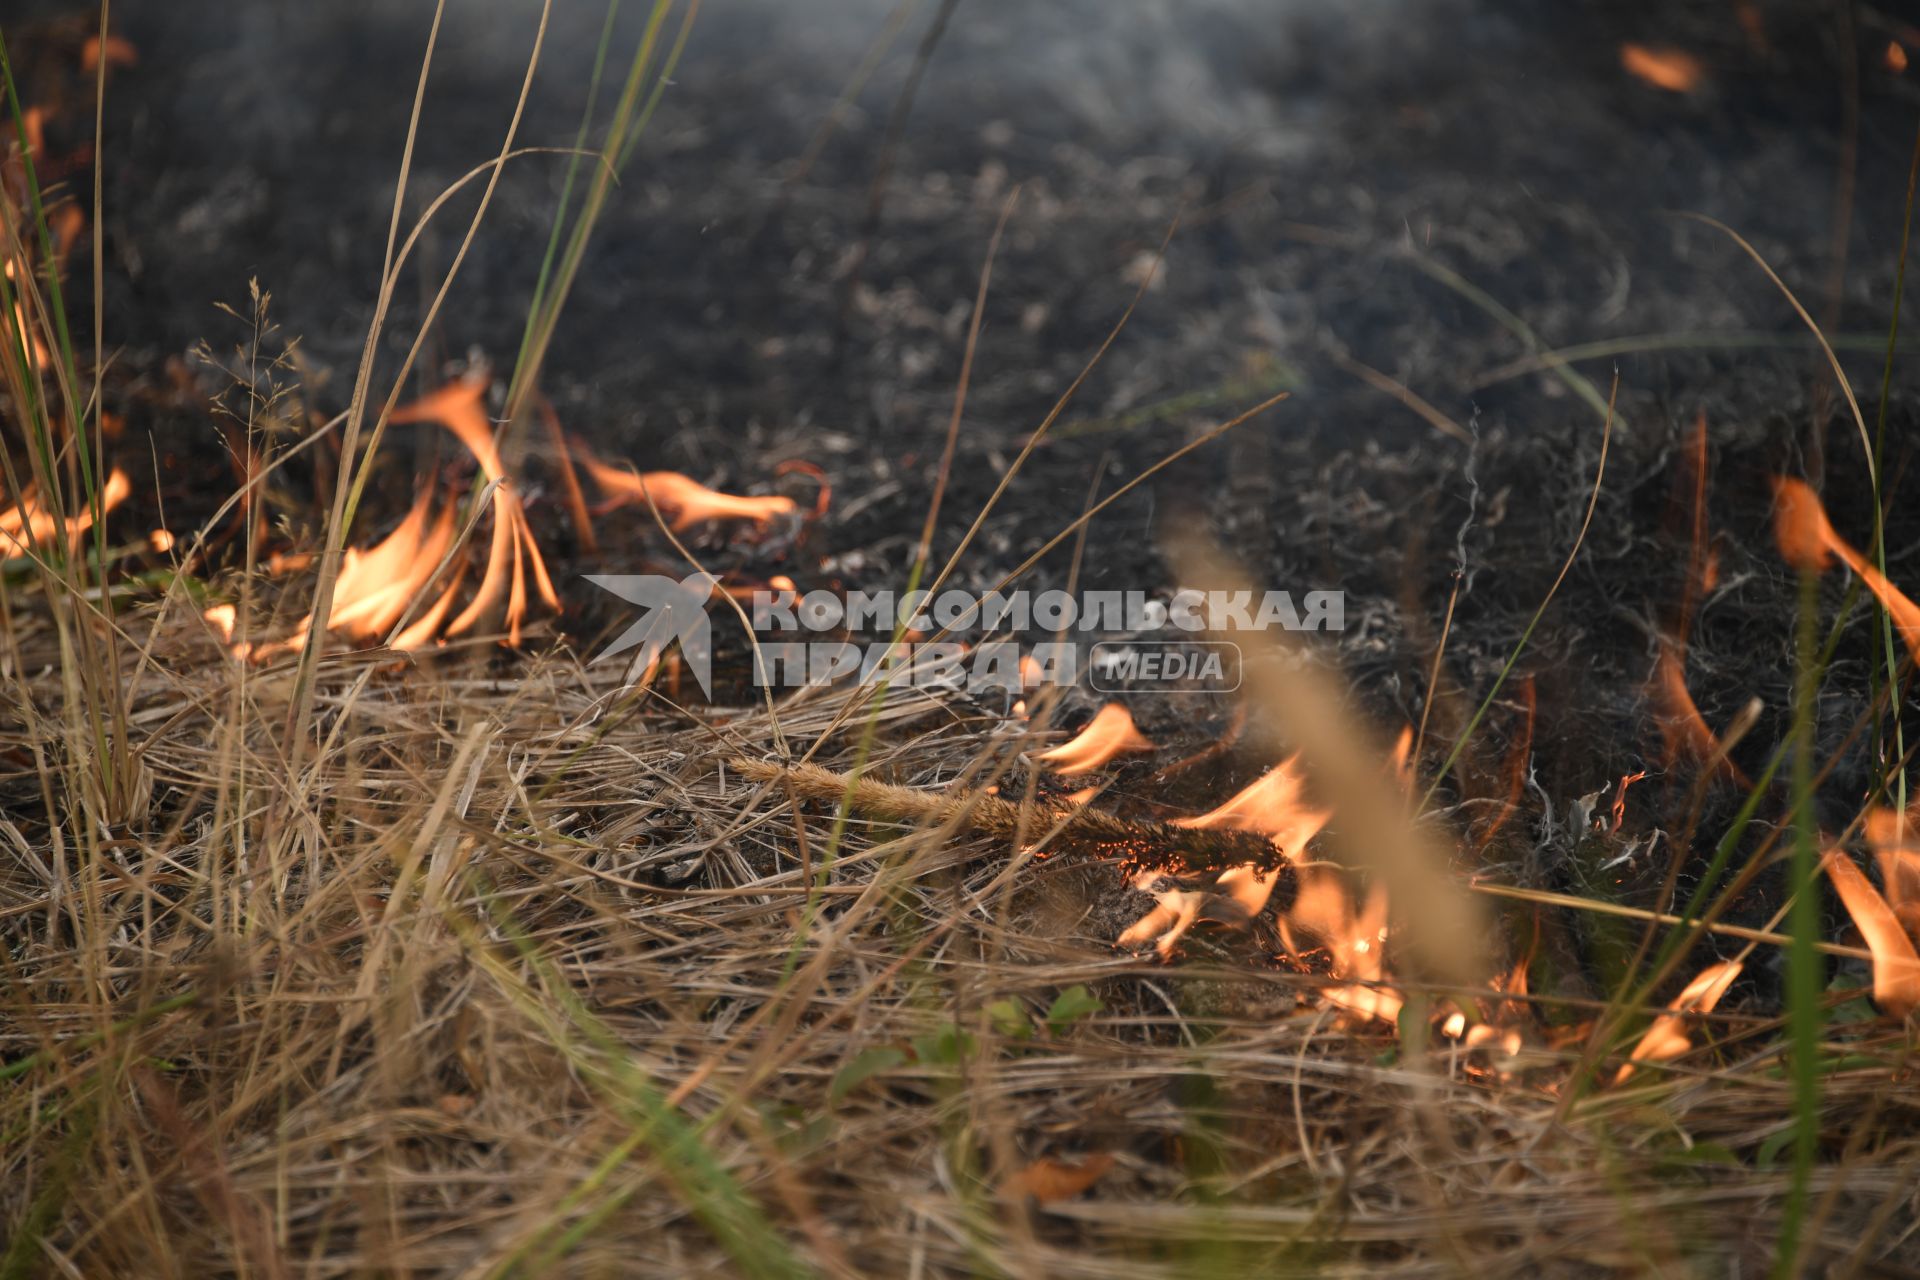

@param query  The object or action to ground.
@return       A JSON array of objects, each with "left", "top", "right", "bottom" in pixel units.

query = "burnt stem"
[{"left": 729, "top": 757, "right": 1290, "bottom": 879}]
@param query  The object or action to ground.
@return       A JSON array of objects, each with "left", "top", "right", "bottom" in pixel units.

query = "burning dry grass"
[
  {"left": 3, "top": 577, "right": 1919, "bottom": 1277},
  {"left": 7, "top": 8, "right": 1920, "bottom": 1278}
]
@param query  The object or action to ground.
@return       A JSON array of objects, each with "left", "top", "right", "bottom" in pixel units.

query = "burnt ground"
[{"left": 13, "top": 0, "right": 1920, "bottom": 998}]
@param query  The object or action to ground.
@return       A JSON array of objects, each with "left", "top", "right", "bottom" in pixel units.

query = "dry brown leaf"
[{"left": 1002, "top": 1153, "right": 1115, "bottom": 1203}]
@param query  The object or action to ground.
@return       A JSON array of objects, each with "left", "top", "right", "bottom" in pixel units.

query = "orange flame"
[
  {"left": 1033, "top": 703, "right": 1155, "bottom": 776},
  {"left": 1771, "top": 475, "right": 1837, "bottom": 573},
  {"left": 1653, "top": 644, "right": 1748, "bottom": 784},
  {"left": 1615, "top": 960, "right": 1742, "bottom": 1083},
  {"left": 3, "top": 256, "right": 53, "bottom": 375},
  {"left": 1286, "top": 868, "right": 1400, "bottom": 1024},
  {"left": 389, "top": 376, "right": 559, "bottom": 645},
  {"left": 1609, "top": 770, "right": 1647, "bottom": 835},
  {"left": 1822, "top": 850, "right": 1920, "bottom": 1018},
  {"left": 583, "top": 458, "right": 798, "bottom": 531},
  {"left": 1119, "top": 758, "right": 1330, "bottom": 957},
  {"left": 261, "top": 487, "right": 466, "bottom": 658},
  {"left": 0, "top": 468, "right": 129, "bottom": 555},
  {"left": 81, "top": 33, "right": 139, "bottom": 73},
  {"left": 1173, "top": 758, "right": 1328, "bottom": 855},
  {"left": 1620, "top": 43, "right": 1704, "bottom": 92},
  {"left": 1388, "top": 725, "right": 1414, "bottom": 794},
  {"left": 329, "top": 492, "right": 463, "bottom": 649},
  {"left": 1475, "top": 676, "right": 1536, "bottom": 856},
  {"left": 203, "top": 604, "right": 237, "bottom": 644},
  {"left": 1863, "top": 807, "right": 1920, "bottom": 937},
  {"left": 1772, "top": 477, "right": 1920, "bottom": 658},
  {"left": 1442, "top": 962, "right": 1528, "bottom": 1057}
]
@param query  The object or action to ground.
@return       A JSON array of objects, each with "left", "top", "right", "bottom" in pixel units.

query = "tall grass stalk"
[
  {"left": 1773, "top": 567, "right": 1825, "bottom": 1276},
  {"left": 503, "top": 0, "right": 698, "bottom": 430},
  {"left": 0, "top": 23, "right": 134, "bottom": 843},
  {"left": 1867, "top": 122, "right": 1920, "bottom": 812}
]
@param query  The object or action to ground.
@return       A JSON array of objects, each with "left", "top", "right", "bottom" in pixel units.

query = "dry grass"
[{"left": 3, "top": 590, "right": 1919, "bottom": 1278}]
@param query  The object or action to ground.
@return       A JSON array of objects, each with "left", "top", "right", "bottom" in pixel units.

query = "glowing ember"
[
  {"left": 1822, "top": 850, "right": 1920, "bottom": 1017},
  {"left": 1889, "top": 41, "right": 1910, "bottom": 75},
  {"left": 1771, "top": 476, "right": 1920, "bottom": 658},
  {"left": 582, "top": 458, "right": 798, "bottom": 531},
  {"left": 0, "top": 468, "right": 129, "bottom": 556},
  {"left": 389, "top": 376, "right": 559, "bottom": 645},
  {"left": 1033, "top": 703, "right": 1155, "bottom": 776},
  {"left": 1442, "top": 963, "right": 1528, "bottom": 1057},
  {"left": 1620, "top": 43, "right": 1704, "bottom": 93},
  {"left": 1608, "top": 770, "right": 1647, "bottom": 835},
  {"left": 1615, "top": 960, "right": 1742, "bottom": 1083}
]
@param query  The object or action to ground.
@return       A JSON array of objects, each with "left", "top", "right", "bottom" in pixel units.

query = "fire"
[
  {"left": 581, "top": 458, "right": 798, "bottom": 531},
  {"left": 3, "top": 32, "right": 128, "bottom": 376},
  {"left": 1653, "top": 643, "right": 1747, "bottom": 784},
  {"left": 1604, "top": 771, "right": 1648, "bottom": 835},
  {"left": 80, "top": 33, "right": 139, "bottom": 73},
  {"left": 203, "top": 604, "right": 237, "bottom": 644},
  {"left": 244, "top": 378, "right": 807, "bottom": 656},
  {"left": 3, "top": 259, "right": 53, "bottom": 374},
  {"left": 1119, "top": 758, "right": 1330, "bottom": 957},
  {"left": 1615, "top": 960, "right": 1742, "bottom": 1083},
  {"left": 390, "top": 376, "right": 558, "bottom": 646},
  {"left": 1822, "top": 849, "right": 1920, "bottom": 1017},
  {"left": 1771, "top": 475, "right": 1837, "bottom": 572},
  {"left": 0, "top": 468, "right": 129, "bottom": 556},
  {"left": 1474, "top": 676, "right": 1535, "bottom": 856},
  {"left": 1620, "top": 43, "right": 1704, "bottom": 93},
  {"left": 1772, "top": 476, "right": 1920, "bottom": 657},
  {"left": 1863, "top": 807, "right": 1920, "bottom": 936},
  {"left": 1441, "top": 962, "right": 1528, "bottom": 1057},
  {"left": 1889, "top": 41, "right": 1910, "bottom": 75},
  {"left": 1285, "top": 868, "right": 1400, "bottom": 1024},
  {"left": 1173, "top": 758, "right": 1327, "bottom": 852},
  {"left": 1388, "top": 725, "right": 1414, "bottom": 794},
  {"left": 323, "top": 489, "right": 464, "bottom": 649},
  {"left": 1033, "top": 703, "right": 1154, "bottom": 776},
  {"left": 261, "top": 487, "right": 465, "bottom": 658}
]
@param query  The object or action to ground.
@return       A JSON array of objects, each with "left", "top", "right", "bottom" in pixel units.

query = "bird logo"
[{"left": 584, "top": 573, "right": 717, "bottom": 696}]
